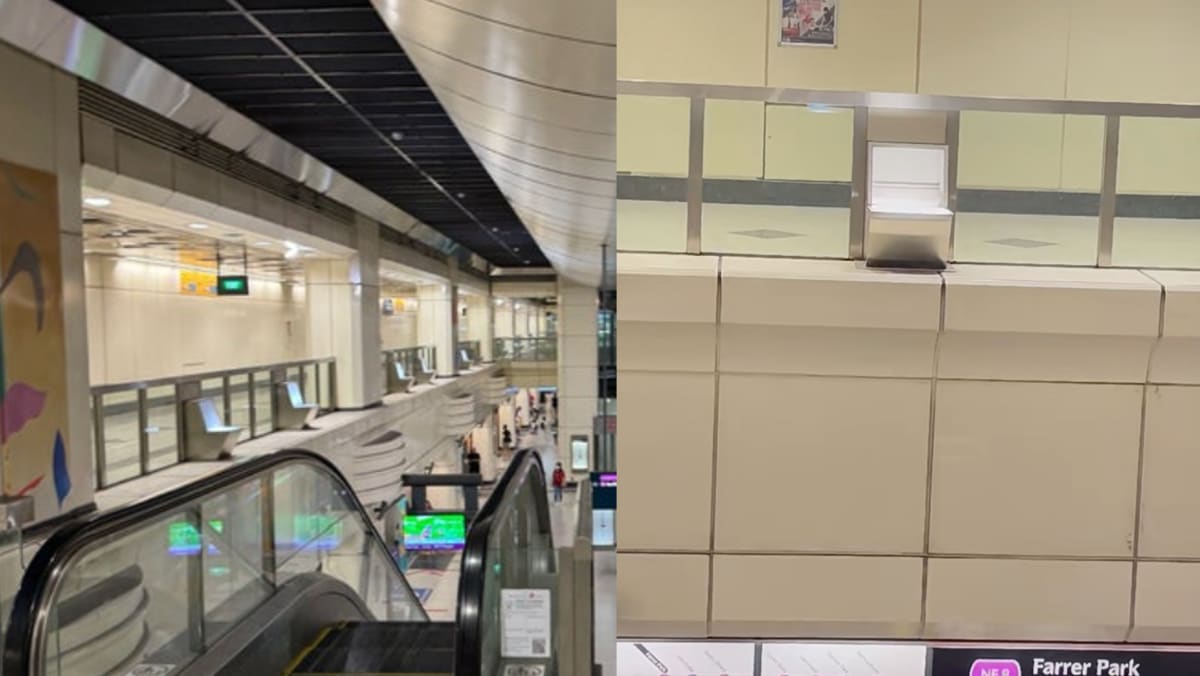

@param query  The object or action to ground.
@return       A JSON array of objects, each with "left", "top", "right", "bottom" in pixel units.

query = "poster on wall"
[
  {"left": 616, "top": 642, "right": 754, "bottom": 676},
  {"left": 0, "top": 159, "right": 73, "bottom": 518},
  {"left": 179, "top": 269, "right": 217, "bottom": 296},
  {"left": 781, "top": 0, "right": 837, "bottom": 46}
]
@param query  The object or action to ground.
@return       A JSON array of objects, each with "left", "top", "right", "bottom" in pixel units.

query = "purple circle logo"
[{"left": 971, "top": 659, "right": 1022, "bottom": 676}]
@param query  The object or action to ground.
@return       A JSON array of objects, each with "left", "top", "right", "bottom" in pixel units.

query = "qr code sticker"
[{"left": 531, "top": 638, "right": 547, "bottom": 655}]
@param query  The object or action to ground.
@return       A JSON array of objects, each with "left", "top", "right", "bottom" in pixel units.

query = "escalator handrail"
[
  {"left": 2, "top": 448, "right": 429, "bottom": 676},
  {"left": 454, "top": 449, "right": 553, "bottom": 676}
]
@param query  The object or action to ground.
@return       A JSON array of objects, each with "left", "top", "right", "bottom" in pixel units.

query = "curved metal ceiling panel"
[{"left": 373, "top": 0, "right": 615, "bottom": 286}]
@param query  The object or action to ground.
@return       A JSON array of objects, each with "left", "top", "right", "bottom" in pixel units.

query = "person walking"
[{"left": 551, "top": 462, "right": 566, "bottom": 503}]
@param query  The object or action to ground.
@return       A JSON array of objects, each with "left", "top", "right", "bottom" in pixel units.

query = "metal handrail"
[
  {"left": 90, "top": 357, "right": 336, "bottom": 395},
  {"left": 91, "top": 357, "right": 337, "bottom": 489},
  {"left": 3, "top": 449, "right": 429, "bottom": 676}
]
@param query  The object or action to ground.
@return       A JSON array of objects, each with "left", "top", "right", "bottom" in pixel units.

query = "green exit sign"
[{"left": 216, "top": 275, "right": 249, "bottom": 296}]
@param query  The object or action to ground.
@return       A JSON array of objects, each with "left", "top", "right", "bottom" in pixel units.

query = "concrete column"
[
  {"left": 557, "top": 280, "right": 598, "bottom": 474},
  {"left": 0, "top": 46, "right": 93, "bottom": 522},
  {"left": 494, "top": 300, "right": 514, "bottom": 339},
  {"left": 305, "top": 215, "right": 381, "bottom": 409},
  {"left": 417, "top": 281, "right": 455, "bottom": 377}
]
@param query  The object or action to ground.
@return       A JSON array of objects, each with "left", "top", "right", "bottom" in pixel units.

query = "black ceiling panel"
[{"left": 57, "top": 0, "right": 545, "bottom": 267}]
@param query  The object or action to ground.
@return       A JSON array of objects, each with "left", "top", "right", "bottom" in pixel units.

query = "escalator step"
[{"left": 287, "top": 622, "right": 456, "bottom": 675}]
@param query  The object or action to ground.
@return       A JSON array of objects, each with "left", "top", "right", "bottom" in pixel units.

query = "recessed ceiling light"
[
  {"left": 390, "top": 131, "right": 404, "bottom": 141},
  {"left": 187, "top": 222, "right": 209, "bottom": 230},
  {"left": 523, "top": 260, "right": 531, "bottom": 264},
  {"left": 456, "top": 192, "right": 466, "bottom": 199},
  {"left": 491, "top": 227, "right": 499, "bottom": 232},
  {"left": 513, "top": 247, "right": 520, "bottom": 252},
  {"left": 83, "top": 196, "right": 111, "bottom": 207}
]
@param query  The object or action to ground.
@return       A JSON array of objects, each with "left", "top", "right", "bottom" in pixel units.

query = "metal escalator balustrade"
[
  {"left": 2, "top": 450, "right": 427, "bottom": 676},
  {"left": 3, "top": 447, "right": 561, "bottom": 676}
]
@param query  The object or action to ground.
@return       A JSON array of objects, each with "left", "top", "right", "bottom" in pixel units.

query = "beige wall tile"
[
  {"left": 700, "top": 204, "right": 850, "bottom": 258},
  {"left": 711, "top": 555, "right": 923, "bottom": 638},
  {"left": 617, "top": 0, "right": 766, "bottom": 86},
  {"left": 616, "top": 200, "right": 688, "bottom": 253},
  {"left": 925, "top": 558, "right": 1132, "bottom": 641},
  {"left": 618, "top": 371, "right": 715, "bottom": 551},
  {"left": 958, "top": 112, "right": 1103, "bottom": 192},
  {"left": 722, "top": 258, "right": 941, "bottom": 330},
  {"left": 616, "top": 95, "right": 690, "bottom": 176},
  {"left": 1116, "top": 117, "right": 1200, "bottom": 196},
  {"left": 618, "top": 553, "right": 710, "bottom": 637},
  {"left": 1139, "top": 386, "right": 1200, "bottom": 557},
  {"left": 766, "top": 0, "right": 919, "bottom": 93},
  {"left": 1132, "top": 562, "right": 1200, "bottom": 643},
  {"left": 1067, "top": 0, "right": 1200, "bottom": 104},
  {"left": 715, "top": 375, "right": 929, "bottom": 553},
  {"left": 930, "top": 381, "right": 1141, "bottom": 557},
  {"left": 937, "top": 333, "right": 1155, "bottom": 384},
  {"left": 704, "top": 99, "right": 764, "bottom": 179},
  {"left": 617, "top": 321, "right": 715, "bottom": 373},
  {"left": 617, "top": 254, "right": 718, "bottom": 324},
  {"left": 720, "top": 325, "right": 936, "bottom": 378},
  {"left": 919, "top": 0, "right": 1069, "bottom": 99},
  {"left": 764, "top": 105, "right": 854, "bottom": 182}
]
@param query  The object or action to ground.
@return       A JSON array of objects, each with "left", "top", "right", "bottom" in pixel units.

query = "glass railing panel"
[
  {"left": 271, "top": 463, "right": 424, "bottom": 622},
  {"left": 318, "top": 363, "right": 334, "bottom": 411},
  {"left": 303, "top": 364, "right": 319, "bottom": 407},
  {"left": 200, "top": 378, "right": 225, "bottom": 427},
  {"left": 228, "top": 374, "right": 251, "bottom": 443},
  {"left": 99, "top": 390, "right": 141, "bottom": 485},
  {"left": 42, "top": 511, "right": 199, "bottom": 676},
  {"left": 145, "top": 385, "right": 178, "bottom": 472},
  {"left": 199, "top": 481, "right": 271, "bottom": 643},
  {"left": 252, "top": 372, "right": 273, "bottom": 437}
]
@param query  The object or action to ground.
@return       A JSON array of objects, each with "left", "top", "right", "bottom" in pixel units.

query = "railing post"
[
  {"left": 248, "top": 372, "right": 258, "bottom": 439},
  {"left": 261, "top": 472, "right": 277, "bottom": 588},
  {"left": 93, "top": 393, "right": 107, "bottom": 489},
  {"left": 185, "top": 504, "right": 206, "bottom": 652},
  {"left": 137, "top": 388, "right": 150, "bottom": 476}
]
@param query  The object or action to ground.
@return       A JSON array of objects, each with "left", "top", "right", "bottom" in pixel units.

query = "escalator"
[{"left": 2, "top": 448, "right": 558, "bottom": 676}]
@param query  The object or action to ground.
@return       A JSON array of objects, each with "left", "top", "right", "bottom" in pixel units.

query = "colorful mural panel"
[{"left": 0, "top": 160, "right": 71, "bottom": 513}]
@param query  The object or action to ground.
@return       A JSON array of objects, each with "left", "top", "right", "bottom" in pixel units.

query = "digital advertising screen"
[{"left": 403, "top": 512, "right": 467, "bottom": 551}]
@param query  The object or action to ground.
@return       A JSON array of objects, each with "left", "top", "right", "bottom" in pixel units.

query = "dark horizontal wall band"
[
  {"left": 620, "top": 175, "right": 1200, "bottom": 220},
  {"left": 616, "top": 174, "right": 687, "bottom": 201},
  {"left": 956, "top": 189, "right": 1101, "bottom": 216},
  {"left": 617, "top": 175, "right": 850, "bottom": 207},
  {"left": 1116, "top": 194, "right": 1200, "bottom": 220},
  {"left": 704, "top": 179, "right": 850, "bottom": 207}
]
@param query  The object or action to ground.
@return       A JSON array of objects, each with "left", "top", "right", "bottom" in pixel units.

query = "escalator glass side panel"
[
  {"left": 3, "top": 450, "right": 428, "bottom": 676},
  {"left": 457, "top": 450, "right": 559, "bottom": 676}
]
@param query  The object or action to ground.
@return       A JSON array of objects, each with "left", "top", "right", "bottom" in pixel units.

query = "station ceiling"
[{"left": 56, "top": 0, "right": 548, "bottom": 269}]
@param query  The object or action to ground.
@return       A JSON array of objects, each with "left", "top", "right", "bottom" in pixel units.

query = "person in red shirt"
[{"left": 551, "top": 462, "right": 566, "bottom": 503}]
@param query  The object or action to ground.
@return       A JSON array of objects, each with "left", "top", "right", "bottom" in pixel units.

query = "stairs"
[{"left": 286, "top": 621, "right": 456, "bottom": 675}]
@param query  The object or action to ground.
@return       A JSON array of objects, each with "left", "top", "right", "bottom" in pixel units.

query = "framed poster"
[
  {"left": 500, "top": 589, "right": 552, "bottom": 659},
  {"left": 781, "top": 0, "right": 837, "bottom": 47}
]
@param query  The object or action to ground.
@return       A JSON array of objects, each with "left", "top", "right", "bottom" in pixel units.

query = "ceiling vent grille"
[{"left": 78, "top": 80, "right": 355, "bottom": 226}]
